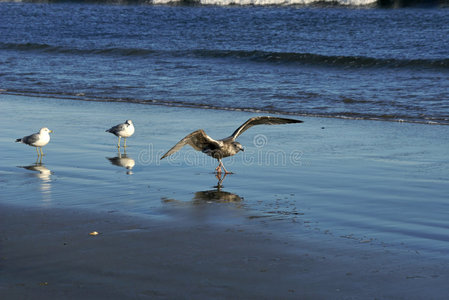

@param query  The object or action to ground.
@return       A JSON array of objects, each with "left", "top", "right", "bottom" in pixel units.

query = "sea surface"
[{"left": 1, "top": 1, "right": 448, "bottom": 124}]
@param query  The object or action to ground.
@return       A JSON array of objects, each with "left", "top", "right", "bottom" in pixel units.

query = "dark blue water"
[{"left": 1, "top": 2, "right": 449, "bottom": 124}]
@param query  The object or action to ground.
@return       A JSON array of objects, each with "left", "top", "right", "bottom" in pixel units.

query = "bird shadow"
[{"left": 106, "top": 149, "right": 135, "bottom": 175}]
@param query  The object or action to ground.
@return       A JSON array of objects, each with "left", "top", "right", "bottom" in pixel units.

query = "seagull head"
[
  {"left": 39, "top": 128, "right": 53, "bottom": 134},
  {"left": 232, "top": 141, "right": 244, "bottom": 153},
  {"left": 125, "top": 120, "right": 133, "bottom": 126}
]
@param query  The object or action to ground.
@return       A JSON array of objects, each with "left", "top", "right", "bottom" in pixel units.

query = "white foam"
[{"left": 152, "top": 0, "right": 377, "bottom": 5}]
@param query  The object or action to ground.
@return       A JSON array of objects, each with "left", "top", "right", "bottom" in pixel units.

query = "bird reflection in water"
[
  {"left": 18, "top": 157, "right": 52, "bottom": 202},
  {"left": 192, "top": 173, "right": 243, "bottom": 204},
  {"left": 107, "top": 149, "right": 135, "bottom": 175},
  {"left": 162, "top": 173, "right": 243, "bottom": 206}
]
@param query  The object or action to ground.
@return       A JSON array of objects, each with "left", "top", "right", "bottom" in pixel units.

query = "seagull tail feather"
[{"left": 15, "top": 138, "right": 22, "bottom": 143}]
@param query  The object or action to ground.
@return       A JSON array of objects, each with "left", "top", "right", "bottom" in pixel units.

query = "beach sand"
[
  {"left": 1, "top": 204, "right": 449, "bottom": 300},
  {"left": 1, "top": 94, "right": 449, "bottom": 299}
]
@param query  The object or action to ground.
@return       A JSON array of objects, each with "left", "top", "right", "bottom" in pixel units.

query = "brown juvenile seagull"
[{"left": 160, "top": 116, "right": 303, "bottom": 174}]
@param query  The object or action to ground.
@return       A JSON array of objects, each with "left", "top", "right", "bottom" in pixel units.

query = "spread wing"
[
  {"left": 228, "top": 116, "right": 303, "bottom": 140},
  {"left": 161, "top": 129, "right": 220, "bottom": 160},
  {"left": 22, "top": 133, "right": 40, "bottom": 145}
]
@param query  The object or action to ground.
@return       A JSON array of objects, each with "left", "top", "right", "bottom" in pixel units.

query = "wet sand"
[
  {"left": 1, "top": 94, "right": 449, "bottom": 299},
  {"left": 1, "top": 204, "right": 449, "bottom": 299}
]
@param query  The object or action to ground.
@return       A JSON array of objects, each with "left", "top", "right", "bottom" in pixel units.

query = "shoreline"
[{"left": 2, "top": 91, "right": 448, "bottom": 126}]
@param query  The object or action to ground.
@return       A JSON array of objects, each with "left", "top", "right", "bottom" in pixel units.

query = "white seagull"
[
  {"left": 15, "top": 127, "right": 53, "bottom": 156},
  {"left": 106, "top": 120, "right": 135, "bottom": 148},
  {"left": 161, "top": 116, "right": 303, "bottom": 174}
]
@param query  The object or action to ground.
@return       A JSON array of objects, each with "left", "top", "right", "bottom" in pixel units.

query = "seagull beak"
[
  {"left": 49, "top": 130, "right": 53, "bottom": 133},
  {"left": 241, "top": 147, "right": 245, "bottom": 152}
]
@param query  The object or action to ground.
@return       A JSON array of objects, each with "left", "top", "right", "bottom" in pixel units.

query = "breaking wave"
[
  {"left": 0, "top": 0, "right": 379, "bottom": 6},
  {"left": 3, "top": 0, "right": 446, "bottom": 7},
  {"left": 2, "top": 42, "right": 448, "bottom": 70},
  {"left": 5, "top": 0, "right": 447, "bottom": 7},
  {"left": 152, "top": 0, "right": 377, "bottom": 6}
]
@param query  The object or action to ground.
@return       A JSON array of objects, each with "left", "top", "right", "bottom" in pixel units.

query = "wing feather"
[
  {"left": 106, "top": 123, "right": 126, "bottom": 134},
  {"left": 229, "top": 116, "right": 303, "bottom": 140},
  {"left": 161, "top": 129, "right": 220, "bottom": 160},
  {"left": 22, "top": 133, "right": 40, "bottom": 145}
]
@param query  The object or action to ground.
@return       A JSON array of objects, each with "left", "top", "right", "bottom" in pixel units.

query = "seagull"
[
  {"left": 106, "top": 120, "right": 135, "bottom": 148},
  {"left": 161, "top": 116, "right": 303, "bottom": 174},
  {"left": 15, "top": 127, "right": 53, "bottom": 156}
]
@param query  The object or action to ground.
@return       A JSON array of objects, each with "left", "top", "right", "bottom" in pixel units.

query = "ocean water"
[{"left": 1, "top": 1, "right": 448, "bottom": 124}]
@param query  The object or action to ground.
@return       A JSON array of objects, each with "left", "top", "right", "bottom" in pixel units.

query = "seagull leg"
[
  {"left": 117, "top": 136, "right": 121, "bottom": 148},
  {"left": 221, "top": 161, "right": 233, "bottom": 174},
  {"left": 216, "top": 159, "right": 233, "bottom": 175},
  {"left": 40, "top": 147, "right": 44, "bottom": 156},
  {"left": 124, "top": 138, "right": 127, "bottom": 148},
  {"left": 36, "top": 147, "right": 40, "bottom": 156},
  {"left": 215, "top": 159, "right": 223, "bottom": 174}
]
